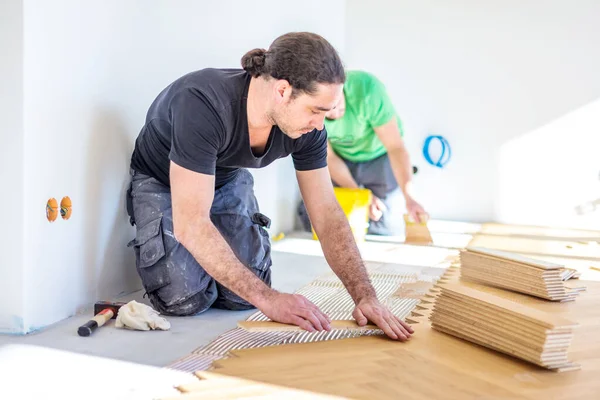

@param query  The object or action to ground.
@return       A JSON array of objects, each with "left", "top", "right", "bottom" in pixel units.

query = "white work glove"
[{"left": 115, "top": 300, "right": 171, "bottom": 331}]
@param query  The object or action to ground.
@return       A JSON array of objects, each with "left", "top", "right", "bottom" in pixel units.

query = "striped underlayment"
[{"left": 165, "top": 258, "right": 456, "bottom": 373}]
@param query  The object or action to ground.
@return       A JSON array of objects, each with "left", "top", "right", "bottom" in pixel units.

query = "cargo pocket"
[
  {"left": 250, "top": 212, "right": 272, "bottom": 272},
  {"left": 127, "top": 216, "right": 170, "bottom": 293},
  {"left": 251, "top": 212, "right": 271, "bottom": 238}
]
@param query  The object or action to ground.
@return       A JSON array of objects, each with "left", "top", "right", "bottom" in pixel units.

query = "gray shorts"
[
  {"left": 125, "top": 169, "right": 272, "bottom": 316},
  {"left": 298, "top": 153, "right": 398, "bottom": 235}
]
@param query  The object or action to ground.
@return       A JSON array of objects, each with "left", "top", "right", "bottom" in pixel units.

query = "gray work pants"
[
  {"left": 125, "top": 169, "right": 272, "bottom": 316},
  {"left": 298, "top": 153, "right": 398, "bottom": 235}
]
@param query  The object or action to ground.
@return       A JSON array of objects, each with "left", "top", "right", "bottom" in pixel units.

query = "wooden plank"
[
  {"left": 433, "top": 296, "right": 573, "bottom": 340},
  {"left": 431, "top": 324, "right": 577, "bottom": 370},
  {"left": 431, "top": 314, "right": 572, "bottom": 354},
  {"left": 404, "top": 213, "right": 433, "bottom": 244},
  {"left": 465, "top": 247, "right": 563, "bottom": 269},
  {"left": 429, "top": 282, "right": 579, "bottom": 371},
  {"left": 460, "top": 251, "right": 563, "bottom": 276},
  {"left": 460, "top": 272, "right": 568, "bottom": 299},
  {"left": 237, "top": 320, "right": 380, "bottom": 332},
  {"left": 438, "top": 284, "right": 578, "bottom": 329},
  {"left": 459, "top": 248, "right": 585, "bottom": 301},
  {"left": 461, "top": 269, "right": 564, "bottom": 288}
]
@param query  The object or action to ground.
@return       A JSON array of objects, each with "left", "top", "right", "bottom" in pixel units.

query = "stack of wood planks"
[
  {"left": 430, "top": 283, "right": 580, "bottom": 372},
  {"left": 460, "top": 247, "right": 585, "bottom": 301}
]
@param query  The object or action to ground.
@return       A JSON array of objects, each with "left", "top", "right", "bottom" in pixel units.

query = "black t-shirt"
[{"left": 130, "top": 68, "right": 328, "bottom": 188}]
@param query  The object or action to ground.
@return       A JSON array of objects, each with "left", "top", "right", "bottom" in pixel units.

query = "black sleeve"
[
  {"left": 169, "top": 88, "right": 224, "bottom": 175},
  {"left": 292, "top": 128, "right": 328, "bottom": 171}
]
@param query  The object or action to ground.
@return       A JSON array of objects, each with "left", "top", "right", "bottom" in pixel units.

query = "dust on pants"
[{"left": 126, "top": 168, "right": 272, "bottom": 316}]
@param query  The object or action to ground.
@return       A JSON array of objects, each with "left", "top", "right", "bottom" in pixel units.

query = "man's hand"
[
  {"left": 369, "top": 196, "right": 387, "bottom": 222},
  {"left": 259, "top": 291, "right": 332, "bottom": 332},
  {"left": 353, "top": 298, "right": 414, "bottom": 341},
  {"left": 406, "top": 197, "right": 428, "bottom": 224}
]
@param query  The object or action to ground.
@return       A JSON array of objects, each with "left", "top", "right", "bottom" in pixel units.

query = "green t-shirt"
[{"left": 325, "top": 70, "right": 403, "bottom": 163}]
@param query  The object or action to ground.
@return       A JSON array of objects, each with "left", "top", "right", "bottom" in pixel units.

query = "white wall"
[
  {"left": 14, "top": 0, "right": 598, "bottom": 334},
  {"left": 345, "top": 0, "right": 600, "bottom": 223},
  {"left": 9, "top": 0, "right": 346, "bottom": 333},
  {"left": 497, "top": 99, "right": 600, "bottom": 230},
  {"left": 0, "top": 0, "right": 24, "bottom": 333}
]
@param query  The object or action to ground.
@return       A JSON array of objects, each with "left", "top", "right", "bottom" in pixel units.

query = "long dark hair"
[{"left": 241, "top": 32, "right": 345, "bottom": 97}]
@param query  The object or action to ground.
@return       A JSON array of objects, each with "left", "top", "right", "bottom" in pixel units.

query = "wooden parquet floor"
[{"left": 162, "top": 222, "right": 600, "bottom": 399}]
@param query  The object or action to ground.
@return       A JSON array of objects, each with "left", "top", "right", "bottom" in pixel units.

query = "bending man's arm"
[
  {"left": 297, "top": 166, "right": 413, "bottom": 340},
  {"left": 170, "top": 161, "right": 330, "bottom": 332},
  {"left": 374, "top": 118, "right": 427, "bottom": 222}
]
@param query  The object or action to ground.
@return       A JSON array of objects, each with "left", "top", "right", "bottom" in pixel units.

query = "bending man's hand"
[
  {"left": 259, "top": 291, "right": 331, "bottom": 332},
  {"left": 353, "top": 298, "right": 414, "bottom": 341}
]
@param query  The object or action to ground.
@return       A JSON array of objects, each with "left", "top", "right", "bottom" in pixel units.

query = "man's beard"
[{"left": 267, "top": 109, "right": 304, "bottom": 139}]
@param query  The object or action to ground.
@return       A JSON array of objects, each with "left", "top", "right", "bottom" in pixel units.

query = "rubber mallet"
[{"left": 77, "top": 301, "right": 127, "bottom": 337}]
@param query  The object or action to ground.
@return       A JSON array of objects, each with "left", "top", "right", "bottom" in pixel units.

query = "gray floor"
[{"left": 0, "top": 251, "right": 332, "bottom": 368}]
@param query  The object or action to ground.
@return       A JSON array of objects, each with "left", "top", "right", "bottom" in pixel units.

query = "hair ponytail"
[{"left": 241, "top": 48, "right": 267, "bottom": 77}]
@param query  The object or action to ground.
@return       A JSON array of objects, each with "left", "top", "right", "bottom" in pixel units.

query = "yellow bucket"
[{"left": 312, "top": 187, "right": 372, "bottom": 243}]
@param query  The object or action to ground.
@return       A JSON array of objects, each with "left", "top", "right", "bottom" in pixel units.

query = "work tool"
[
  {"left": 404, "top": 213, "right": 433, "bottom": 244},
  {"left": 77, "top": 301, "right": 126, "bottom": 337}
]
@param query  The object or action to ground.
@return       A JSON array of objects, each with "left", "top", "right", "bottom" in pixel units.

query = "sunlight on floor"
[
  {"left": 272, "top": 233, "right": 458, "bottom": 267},
  {"left": 0, "top": 344, "right": 195, "bottom": 399}
]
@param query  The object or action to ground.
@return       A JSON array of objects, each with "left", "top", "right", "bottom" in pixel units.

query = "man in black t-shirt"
[{"left": 126, "top": 32, "right": 413, "bottom": 341}]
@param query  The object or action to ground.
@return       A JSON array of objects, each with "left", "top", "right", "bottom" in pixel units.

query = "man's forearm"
[
  {"left": 315, "top": 202, "right": 377, "bottom": 304},
  {"left": 177, "top": 220, "right": 273, "bottom": 308},
  {"left": 388, "top": 147, "right": 416, "bottom": 200}
]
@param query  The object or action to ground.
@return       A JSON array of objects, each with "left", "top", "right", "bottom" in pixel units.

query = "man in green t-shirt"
[{"left": 298, "top": 70, "right": 427, "bottom": 235}]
